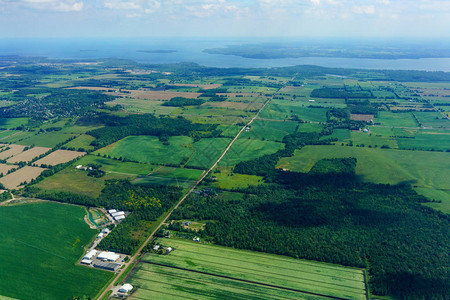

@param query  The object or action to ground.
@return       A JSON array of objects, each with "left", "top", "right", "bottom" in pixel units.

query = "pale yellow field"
[
  {"left": 7, "top": 147, "right": 50, "bottom": 163},
  {"left": 0, "top": 166, "right": 46, "bottom": 189},
  {"left": 0, "top": 163, "right": 18, "bottom": 175},
  {"left": 0, "top": 144, "right": 26, "bottom": 160},
  {"left": 35, "top": 150, "right": 86, "bottom": 166}
]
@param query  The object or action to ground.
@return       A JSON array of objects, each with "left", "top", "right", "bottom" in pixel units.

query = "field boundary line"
[
  {"left": 157, "top": 250, "right": 364, "bottom": 285},
  {"left": 133, "top": 273, "right": 287, "bottom": 300},
  {"left": 136, "top": 267, "right": 308, "bottom": 300},
  {"left": 142, "top": 261, "right": 353, "bottom": 300},
  {"left": 143, "top": 256, "right": 364, "bottom": 294},
  {"left": 166, "top": 245, "right": 365, "bottom": 278}
]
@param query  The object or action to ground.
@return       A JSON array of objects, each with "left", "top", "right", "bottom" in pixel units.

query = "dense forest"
[{"left": 173, "top": 159, "right": 450, "bottom": 298}]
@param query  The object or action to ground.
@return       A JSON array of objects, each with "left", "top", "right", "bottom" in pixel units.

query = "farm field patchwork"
[
  {"left": 0, "top": 144, "right": 26, "bottom": 160},
  {"left": 130, "top": 238, "right": 367, "bottom": 300},
  {"left": 6, "top": 146, "right": 50, "bottom": 163},
  {"left": 0, "top": 163, "right": 17, "bottom": 175},
  {"left": 0, "top": 166, "right": 46, "bottom": 189},
  {"left": 34, "top": 149, "right": 86, "bottom": 166},
  {"left": 0, "top": 202, "right": 112, "bottom": 300}
]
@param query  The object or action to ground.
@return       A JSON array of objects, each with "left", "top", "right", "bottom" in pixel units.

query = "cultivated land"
[
  {"left": 0, "top": 166, "right": 46, "bottom": 189},
  {"left": 0, "top": 56, "right": 448, "bottom": 299},
  {"left": 96, "top": 135, "right": 195, "bottom": 166},
  {"left": 130, "top": 238, "right": 367, "bottom": 300},
  {"left": 6, "top": 146, "right": 50, "bottom": 163},
  {"left": 0, "top": 202, "right": 112, "bottom": 299},
  {"left": 34, "top": 149, "right": 86, "bottom": 166},
  {"left": 0, "top": 144, "right": 26, "bottom": 159}
]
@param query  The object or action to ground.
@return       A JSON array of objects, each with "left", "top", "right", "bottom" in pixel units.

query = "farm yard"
[
  {"left": 0, "top": 202, "right": 112, "bottom": 300},
  {"left": 129, "top": 239, "right": 367, "bottom": 300}
]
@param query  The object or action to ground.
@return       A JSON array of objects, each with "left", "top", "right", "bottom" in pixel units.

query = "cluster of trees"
[
  {"left": 87, "top": 114, "right": 207, "bottom": 148},
  {"left": 162, "top": 97, "right": 205, "bottom": 107},
  {"left": 173, "top": 160, "right": 449, "bottom": 298}
]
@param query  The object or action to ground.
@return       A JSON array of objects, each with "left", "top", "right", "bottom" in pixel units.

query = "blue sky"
[{"left": 0, "top": 0, "right": 449, "bottom": 38}]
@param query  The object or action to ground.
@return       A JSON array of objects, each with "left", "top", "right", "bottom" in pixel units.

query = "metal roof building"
[
  {"left": 97, "top": 251, "right": 120, "bottom": 262},
  {"left": 114, "top": 215, "right": 126, "bottom": 221},
  {"left": 111, "top": 211, "right": 125, "bottom": 217},
  {"left": 118, "top": 283, "right": 133, "bottom": 293},
  {"left": 93, "top": 262, "right": 120, "bottom": 272},
  {"left": 83, "top": 249, "right": 97, "bottom": 260}
]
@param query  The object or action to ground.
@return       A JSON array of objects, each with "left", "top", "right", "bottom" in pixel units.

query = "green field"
[
  {"left": 277, "top": 145, "right": 450, "bottom": 212},
  {"left": 0, "top": 202, "right": 112, "bottom": 299},
  {"left": 63, "top": 134, "right": 96, "bottom": 150},
  {"left": 14, "top": 132, "right": 76, "bottom": 148},
  {"left": 35, "top": 167, "right": 134, "bottom": 197},
  {"left": 260, "top": 103, "right": 328, "bottom": 122},
  {"left": 219, "top": 138, "right": 284, "bottom": 166},
  {"left": 96, "top": 135, "right": 195, "bottom": 166},
  {"left": 245, "top": 119, "right": 298, "bottom": 142},
  {"left": 0, "top": 118, "right": 28, "bottom": 129},
  {"left": 211, "top": 167, "right": 263, "bottom": 189},
  {"left": 185, "top": 138, "right": 231, "bottom": 169},
  {"left": 77, "top": 155, "right": 156, "bottom": 175},
  {"left": 375, "top": 111, "right": 418, "bottom": 127},
  {"left": 129, "top": 238, "right": 367, "bottom": 300}
]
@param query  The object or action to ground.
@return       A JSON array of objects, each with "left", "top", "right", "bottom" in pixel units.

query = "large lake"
[{"left": 1, "top": 38, "right": 450, "bottom": 71}]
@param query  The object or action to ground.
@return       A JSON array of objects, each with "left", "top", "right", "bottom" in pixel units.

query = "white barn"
[
  {"left": 83, "top": 249, "right": 97, "bottom": 260},
  {"left": 118, "top": 283, "right": 133, "bottom": 293},
  {"left": 98, "top": 251, "right": 120, "bottom": 262}
]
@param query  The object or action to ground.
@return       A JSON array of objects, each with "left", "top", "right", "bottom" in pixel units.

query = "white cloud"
[
  {"left": 104, "top": 1, "right": 141, "bottom": 10},
  {"left": 6, "top": 0, "right": 84, "bottom": 12},
  {"left": 353, "top": 5, "right": 375, "bottom": 14}
]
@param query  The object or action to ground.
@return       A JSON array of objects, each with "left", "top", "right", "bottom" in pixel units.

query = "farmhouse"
[
  {"left": 97, "top": 232, "right": 104, "bottom": 239},
  {"left": 83, "top": 249, "right": 97, "bottom": 260},
  {"left": 118, "top": 283, "right": 133, "bottom": 293},
  {"left": 94, "top": 262, "right": 120, "bottom": 272},
  {"left": 97, "top": 251, "right": 120, "bottom": 262}
]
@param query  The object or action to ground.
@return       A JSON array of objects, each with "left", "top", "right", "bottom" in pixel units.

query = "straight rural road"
[{"left": 96, "top": 76, "right": 295, "bottom": 299}]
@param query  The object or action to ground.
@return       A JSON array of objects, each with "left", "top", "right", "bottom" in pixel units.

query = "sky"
[{"left": 0, "top": 0, "right": 449, "bottom": 38}]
